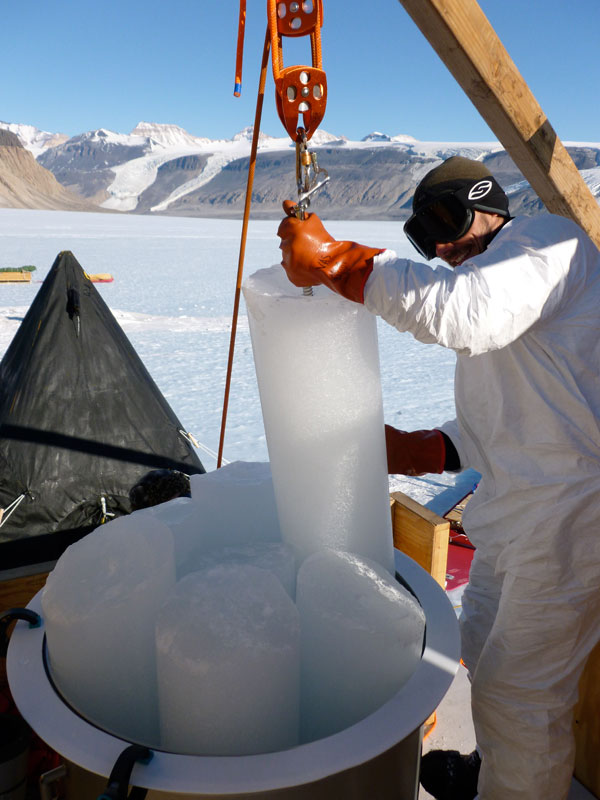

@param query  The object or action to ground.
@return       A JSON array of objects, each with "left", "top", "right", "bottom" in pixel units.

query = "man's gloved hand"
[
  {"left": 277, "top": 200, "right": 384, "bottom": 303},
  {"left": 385, "top": 425, "right": 446, "bottom": 475}
]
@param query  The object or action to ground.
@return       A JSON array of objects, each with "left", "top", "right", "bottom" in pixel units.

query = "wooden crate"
[{"left": 390, "top": 491, "right": 450, "bottom": 588}]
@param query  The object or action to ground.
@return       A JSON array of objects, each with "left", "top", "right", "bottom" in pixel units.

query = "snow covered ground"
[{"left": 0, "top": 208, "right": 458, "bottom": 504}]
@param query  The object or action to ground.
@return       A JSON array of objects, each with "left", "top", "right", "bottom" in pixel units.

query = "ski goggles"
[{"left": 403, "top": 192, "right": 474, "bottom": 261}]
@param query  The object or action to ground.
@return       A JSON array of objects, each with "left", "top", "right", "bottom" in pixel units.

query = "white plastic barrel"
[{"left": 7, "top": 550, "right": 460, "bottom": 800}]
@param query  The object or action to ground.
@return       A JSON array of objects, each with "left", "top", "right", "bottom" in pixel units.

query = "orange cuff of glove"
[{"left": 317, "top": 243, "right": 385, "bottom": 303}]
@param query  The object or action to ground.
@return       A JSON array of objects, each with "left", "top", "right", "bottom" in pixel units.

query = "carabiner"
[{"left": 294, "top": 128, "right": 329, "bottom": 219}]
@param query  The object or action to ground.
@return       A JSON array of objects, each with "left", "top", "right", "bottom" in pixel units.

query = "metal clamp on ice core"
[
  {"left": 294, "top": 128, "right": 330, "bottom": 296},
  {"left": 294, "top": 128, "right": 329, "bottom": 219}
]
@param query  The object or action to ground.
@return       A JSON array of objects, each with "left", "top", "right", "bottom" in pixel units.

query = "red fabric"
[{"left": 446, "top": 542, "right": 475, "bottom": 588}]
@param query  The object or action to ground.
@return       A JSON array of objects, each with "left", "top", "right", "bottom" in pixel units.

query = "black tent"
[{"left": 0, "top": 251, "right": 204, "bottom": 568}]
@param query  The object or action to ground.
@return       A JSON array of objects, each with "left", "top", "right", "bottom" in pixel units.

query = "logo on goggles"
[{"left": 468, "top": 180, "right": 493, "bottom": 201}]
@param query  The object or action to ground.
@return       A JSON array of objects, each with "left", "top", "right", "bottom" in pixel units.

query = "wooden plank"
[
  {"left": 0, "top": 569, "right": 49, "bottom": 611},
  {"left": 390, "top": 490, "right": 449, "bottom": 587},
  {"left": 398, "top": 0, "right": 600, "bottom": 249},
  {"left": 0, "top": 272, "right": 31, "bottom": 283},
  {"left": 573, "top": 641, "right": 600, "bottom": 797}
]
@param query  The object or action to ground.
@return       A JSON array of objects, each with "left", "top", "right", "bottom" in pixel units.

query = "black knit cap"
[{"left": 413, "top": 156, "right": 510, "bottom": 217}]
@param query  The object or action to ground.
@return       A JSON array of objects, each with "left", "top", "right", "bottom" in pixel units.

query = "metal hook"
[{"left": 294, "top": 127, "right": 329, "bottom": 218}]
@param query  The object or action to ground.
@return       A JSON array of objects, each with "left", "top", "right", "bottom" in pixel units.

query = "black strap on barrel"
[
  {"left": 0, "top": 608, "right": 41, "bottom": 657},
  {"left": 97, "top": 744, "right": 153, "bottom": 800}
]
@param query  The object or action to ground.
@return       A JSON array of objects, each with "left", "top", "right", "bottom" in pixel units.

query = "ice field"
[{"left": 0, "top": 208, "right": 457, "bottom": 478}]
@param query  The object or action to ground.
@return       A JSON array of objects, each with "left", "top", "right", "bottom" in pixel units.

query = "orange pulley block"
[{"left": 267, "top": 0, "right": 327, "bottom": 141}]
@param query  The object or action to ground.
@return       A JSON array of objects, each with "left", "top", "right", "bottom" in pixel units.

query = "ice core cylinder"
[{"left": 243, "top": 266, "right": 394, "bottom": 573}]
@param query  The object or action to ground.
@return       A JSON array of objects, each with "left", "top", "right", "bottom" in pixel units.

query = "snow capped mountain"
[
  {"left": 232, "top": 126, "right": 277, "bottom": 145},
  {"left": 0, "top": 121, "right": 68, "bottom": 159},
  {"left": 391, "top": 134, "right": 419, "bottom": 144},
  {"left": 361, "top": 132, "right": 419, "bottom": 145},
  {"left": 309, "top": 129, "right": 346, "bottom": 145},
  {"left": 3, "top": 119, "right": 600, "bottom": 219},
  {"left": 131, "top": 121, "right": 213, "bottom": 149},
  {"left": 0, "top": 128, "right": 99, "bottom": 212},
  {"left": 102, "top": 125, "right": 278, "bottom": 212},
  {"left": 362, "top": 132, "right": 393, "bottom": 142},
  {"left": 79, "top": 127, "right": 149, "bottom": 147}
]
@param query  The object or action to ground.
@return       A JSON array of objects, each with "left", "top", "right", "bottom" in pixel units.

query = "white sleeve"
[
  {"left": 364, "top": 229, "right": 572, "bottom": 356},
  {"left": 437, "top": 418, "right": 468, "bottom": 471}
]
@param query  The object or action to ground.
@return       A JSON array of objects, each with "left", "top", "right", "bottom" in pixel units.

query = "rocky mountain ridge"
[
  {"left": 0, "top": 128, "right": 103, "bottom": 213},
  {"left": 0, "top": 121, "right": 69, "bottom": 158},
  {"left": 2, "top": 120, "right": 600, "bottom": 220}
]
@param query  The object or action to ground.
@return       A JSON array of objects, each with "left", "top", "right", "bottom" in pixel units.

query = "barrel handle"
[
  {"left": 0, "top": 607, "right": 41, "bottom": 657},
  {"left": 97, "top": 744, "right": 153, "bottom": 800}
]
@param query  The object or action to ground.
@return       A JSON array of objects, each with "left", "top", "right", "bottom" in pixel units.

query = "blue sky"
[{"left": 2, "top": 0, "right": 598, "bottom": 143}]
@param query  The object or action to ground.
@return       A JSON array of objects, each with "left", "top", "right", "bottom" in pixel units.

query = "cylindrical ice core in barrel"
[
  {"left": 243, "top": 266, "right": 394, "bottom": 574},
  {"left": 41, "top": 515, "right": 176, "bottom": 746}
]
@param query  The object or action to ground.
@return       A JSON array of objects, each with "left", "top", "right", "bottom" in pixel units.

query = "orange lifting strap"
[
  {"left": 268, "top": 0, "right": 327, "bottom": 141},
  {"left": 234, "top": 0, "right": 247, "bottom": 97}
]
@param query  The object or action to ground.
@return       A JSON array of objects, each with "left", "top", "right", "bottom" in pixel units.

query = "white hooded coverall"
[{"left": 363, "top": 213, "right": 600, "bottom": 800}]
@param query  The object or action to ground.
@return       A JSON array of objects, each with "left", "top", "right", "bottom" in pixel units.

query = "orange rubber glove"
[
  {"left": 385, "top": 425, "right": 446, "bottom": 475},
  {"left": 277, "top": 200, "right": 384, "bottom": 303}
]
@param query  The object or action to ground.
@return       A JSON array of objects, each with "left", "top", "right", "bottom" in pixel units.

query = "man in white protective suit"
[{"left": 277, "top": 156, "right": 600, "bottom": 800}]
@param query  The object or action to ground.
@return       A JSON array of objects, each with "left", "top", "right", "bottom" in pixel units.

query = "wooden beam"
[{"left": 398, "top": 0, "right": 600, "bottom": 249}]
